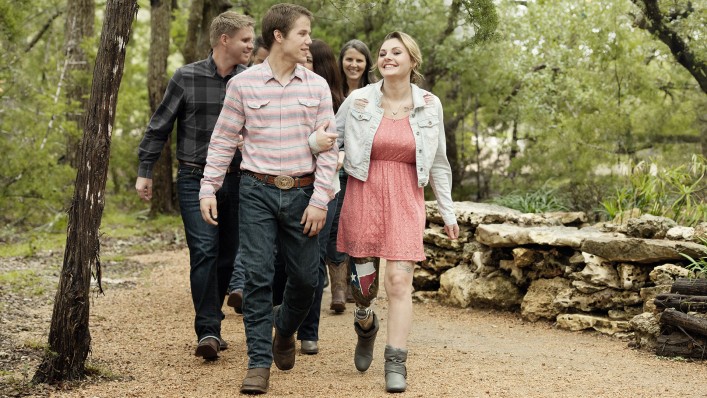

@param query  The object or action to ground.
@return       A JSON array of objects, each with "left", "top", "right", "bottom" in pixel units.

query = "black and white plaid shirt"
[{"left": 137, "top": 54, "right": 246, "bottom": 178}]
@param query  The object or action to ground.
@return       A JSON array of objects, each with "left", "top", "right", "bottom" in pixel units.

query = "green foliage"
[
  {"left": 680, "top": 237, "right": 707, "bottom": 278},
  {"left": 601, "top": 155, "right": 707, "bottom": 225},
  {"left": 492, "top": 186, "right": 569, "bottom": 213}
]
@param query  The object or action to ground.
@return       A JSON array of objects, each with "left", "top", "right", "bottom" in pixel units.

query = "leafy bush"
[
  {"left": 492, "top": 186, "right": 569, "bottom": 213},
  {"left": 601, "top": 155, "right": 707, "bottom": 226},
  {"left": 680, "top": 237, "right": 707, "bottom": 279}
]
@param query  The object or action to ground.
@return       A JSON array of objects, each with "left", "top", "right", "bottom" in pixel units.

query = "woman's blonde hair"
[{"left": 378, "top": 31, "right": 424, "bottom": 84}]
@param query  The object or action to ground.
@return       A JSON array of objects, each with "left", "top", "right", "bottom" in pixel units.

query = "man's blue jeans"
[
  {"left": 239, "top": 174, "right": 320, "bottom": 369},
  {"left": 177, "top": 165, "right": 239, "bottom": 341},
  {"left": 272, "top": 171, "right": 348, "bottom": 341},
  {"left": 228, "top": 250, "right": 245, "bottom": 293}
]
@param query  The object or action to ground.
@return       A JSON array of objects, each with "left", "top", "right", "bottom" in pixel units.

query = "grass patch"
[
  {"left": 0, "top": 270, "right": 46, "bottom": 295},
  {"left": 0, "top": 233, "right": 66, "bottom": 258},
  {"left": 22, "top": 339, "right": 47, "bottom": 351},
  {"left": 84, "top": 360, "right": 121, "bottom": 380}
]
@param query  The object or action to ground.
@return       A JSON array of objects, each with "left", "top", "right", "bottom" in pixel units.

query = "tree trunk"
[
  {"left": 656, "top": 332, "right": 707, "bottom": 359},
  {"left": 655, "top": 293, "right": 707, "bottom": 313},
  {"left": 671, "top": 278, "right": 707, "bottom": 296},
  {"left": 32, "top": 0, "right": 138, "bottom": 383},
  {"left": 182, "top": 0, "right": 231, "bottom": 64},
  {"left": 148, "top": 0, "right": 177, "bottom": 216},
  {"left": 63, "top": 0, "right": 95, "bottom": 168},
  {"left": 660, "top": 308, "right": 707, "bottom": 338}
]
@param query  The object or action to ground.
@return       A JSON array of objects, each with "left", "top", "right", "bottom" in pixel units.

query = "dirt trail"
[{"left": 46, "top": 249, "right": 707, "bottom": 398}]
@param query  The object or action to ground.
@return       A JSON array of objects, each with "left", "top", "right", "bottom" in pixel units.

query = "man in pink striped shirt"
[{"left": 198, "top": 3, "right": 337, "bottom": 394}]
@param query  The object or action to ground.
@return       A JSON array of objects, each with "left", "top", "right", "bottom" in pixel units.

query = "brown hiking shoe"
[
  {"left": 272, "top": 328, "right": 296, "bottom": 370},
  {"left": 240, "top": 367, "right": 270, "bottom": 394}
]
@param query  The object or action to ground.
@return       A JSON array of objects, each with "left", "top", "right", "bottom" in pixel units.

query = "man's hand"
[
  {"left": 237, "top": 134, "right": 244, "bottom": 150},
  {"left": 200, "top": 197, "right": 219, "bottom": 226},
  {"left": 300, "top": 205, "right": 327, "bottom": 237},
  {"left": 444, "top": 223, "right": 460, "bottom": 240},
  {"left": 314, "top": 121, "right": 337, "bottom": 151},
  {"left": 135, "top": 177, "right": 153, "bottom": 202}
]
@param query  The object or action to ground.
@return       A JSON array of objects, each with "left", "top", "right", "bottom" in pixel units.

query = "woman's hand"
[{"left": 444, "top": 223, "right": 460, "bottom": 240}]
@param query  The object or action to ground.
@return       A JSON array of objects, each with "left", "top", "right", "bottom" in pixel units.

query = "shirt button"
[
  {"left": 428, "top": 121, "right": 432, "bottom": 126},
  {"left": 419, "top": 167, "right": 423, "bottom": 171}
]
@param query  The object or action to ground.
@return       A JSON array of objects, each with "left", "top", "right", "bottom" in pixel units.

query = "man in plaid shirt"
[{"left": 135, "top": 11, "right": 254, "bottom": 360}]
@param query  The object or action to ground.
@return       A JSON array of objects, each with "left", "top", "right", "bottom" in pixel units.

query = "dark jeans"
[
  {"left": 177, "top": 165, "right": 239, "bottom": 341},
  {"left": 239, "top": 174, "right": 319, "bottom": 369},
  {"left": 272, "top": 171, "right": 348, "bottom": 341},
  {"left": 228, "top": 250, "right": 245, "bottom": 293}
]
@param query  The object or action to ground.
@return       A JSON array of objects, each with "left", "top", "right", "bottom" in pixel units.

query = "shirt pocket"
[
  {"left": 297, "top": 97, "right": 321, "bottom": 128},
  {"left": 244, "top": 99, "right": 271, "bottom": 129},
  {"left": 417, "top": 116, "right": 440, "bottom": 160}
]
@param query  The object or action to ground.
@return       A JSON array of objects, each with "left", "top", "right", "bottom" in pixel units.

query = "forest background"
[{"left": 1, "top": 0, "right": 706, "bottom": 251}]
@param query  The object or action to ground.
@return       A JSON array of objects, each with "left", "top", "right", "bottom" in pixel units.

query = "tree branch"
[
  {"left": 631, "top": 0, "right": 707, "bottom": 94},
  {"left": 25, "top": 10, "right": 64, "bottom": 52}
]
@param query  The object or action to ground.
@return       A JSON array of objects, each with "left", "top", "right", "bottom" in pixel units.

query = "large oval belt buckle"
[{"left": 274, "top": 175, "right": 295, "bottom": 190}]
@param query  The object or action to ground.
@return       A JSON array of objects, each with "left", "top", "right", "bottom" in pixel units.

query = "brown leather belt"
[
  {"left": 179, "top": 161, "right": 236, "bottom": 174},
  {"left": 242, "top": 170, "right": 315, "bottom": 190}
]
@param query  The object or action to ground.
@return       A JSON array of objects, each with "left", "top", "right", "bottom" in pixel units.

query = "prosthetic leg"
[{"left": 350, "top": 256, "right": 380, "bottom": 372}]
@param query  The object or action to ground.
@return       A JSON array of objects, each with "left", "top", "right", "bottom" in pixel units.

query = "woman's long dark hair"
[
  {"left": 338, "top": 39, "right": 377, "bottom": 97},
  {"left": 310, "top": 39, "right": 345, "bottom": 113}
]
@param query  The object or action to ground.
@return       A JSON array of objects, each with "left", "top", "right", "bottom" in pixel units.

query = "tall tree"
[
  {"left": 63, "top": 0, "right": 95, "bottom": 168},
  {"left": 182, "top": 0, "right": 231, "bottom": 64},
  {"left": 148, "top": 0, "right": 177, "bottom": 215},
  {"left": 630, "top": 0, "right": 707, "bottom": 157},
  {"left": 33, "top": 0, "right": 138, "bottom": 383}
]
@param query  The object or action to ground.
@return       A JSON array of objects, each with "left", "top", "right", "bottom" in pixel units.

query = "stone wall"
[{"left": 418, "top": 202, "right": 707, "bottom": 337}]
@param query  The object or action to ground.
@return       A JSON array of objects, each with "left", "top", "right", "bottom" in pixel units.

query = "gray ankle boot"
[
  {"left": 353, "top": 310, "right": 379, "bottom": 372},
  {"left": 384, "top": 345, "right": 408, "bottom": 393}
]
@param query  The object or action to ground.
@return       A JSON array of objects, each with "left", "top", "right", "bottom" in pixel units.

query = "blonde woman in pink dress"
[{"left": 335, "top": 31, "right": 459, "bottom": 393}]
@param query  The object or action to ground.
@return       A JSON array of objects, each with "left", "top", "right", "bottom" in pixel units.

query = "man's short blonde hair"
[{"left": 210, "top": 11, "right": 255, "bottom": 48}]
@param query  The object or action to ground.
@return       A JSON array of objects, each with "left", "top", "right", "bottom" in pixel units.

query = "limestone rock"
[
  {"left": 422, "top": 246, "right": 462, "bottom": 273},
  {"left": 521, "top": 277, "right": 571, "bottom": 322},
  {"left": 553, "top": 288, "right": 642, "bottom": 312},
  {"left": 423, "top": 223, "right": 468, "bottom": 250},
  {"left": 512, "top": 247, "right": 543, "bottom": 268},
  {"left": 556, "top": 314, "right": 631, "bottom": 335},
  {"left": 413, "top": 267, "right": 439, "bottom": 291},
  {"left": 581, "top": 237, "right": 707, "bottom": 264},
  {"left": 412, "top": 290, "right": 438, "bottom": 304},
  {"left": 439, "top": 264, "right": 476, "bottom": 308},
  {"left": 576, "top": 253, "right": 620, "bottom": 288},
  {"left": 617, "top": 263, "right": 649, "bottom": 291},
  {"left": 626, "top": 214, "right": 677, "bottom": 239},
  {"left": 629, "top": 312, "right": 661, "bottom": 350},
  {"left": 476, "top": 224, "right": 612, "bottom": 248},
  {"left": 639, "top": 285, "right": 672, "bottom": 312},
  {"left": 649, "top": 264, "right": 691, "bottom": 285},
  {"left": 608, "top": 306, "right": 643, "bottom": 321},
  {"left": 467, "top": 274, "right": 523, "bottom": 310},
  {"left": 666, "top": 226, "right": 695, "bottom": 241},
  {"left": 571, "top": 280, "right": 606, "bottom": 294},
  {"left": 426, "top": 201, "right": 521, "bottom": 227}
]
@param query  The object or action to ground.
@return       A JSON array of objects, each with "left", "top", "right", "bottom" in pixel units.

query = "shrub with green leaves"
[
  {"left": 601, "top": 155, "right": 707, "bottom": 226},
  {"left": 492, "top": 186, "right": 569, "bottom": 213}
]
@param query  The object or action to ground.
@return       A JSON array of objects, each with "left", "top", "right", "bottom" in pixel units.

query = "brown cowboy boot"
[{"left": 327, "top": 258, "right": 348, "bottom": 313}]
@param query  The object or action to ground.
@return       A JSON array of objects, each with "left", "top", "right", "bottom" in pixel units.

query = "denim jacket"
[{"left": 335, "top": 80, "right": 457, "bottom": 226}]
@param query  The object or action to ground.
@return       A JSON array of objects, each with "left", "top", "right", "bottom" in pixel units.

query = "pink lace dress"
[{"left": 337, "top": 116, "right": 426, "bottom": 261}]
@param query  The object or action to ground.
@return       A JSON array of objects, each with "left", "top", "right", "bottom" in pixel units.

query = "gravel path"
[{"left": 18, "top": 249, "right": 707, "bottom": 397}]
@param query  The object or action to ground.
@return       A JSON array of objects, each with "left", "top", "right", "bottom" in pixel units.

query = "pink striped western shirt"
[{"left": 199, "top": 60, "right": 338, "bottom": 209}]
